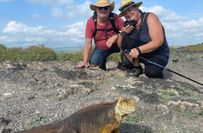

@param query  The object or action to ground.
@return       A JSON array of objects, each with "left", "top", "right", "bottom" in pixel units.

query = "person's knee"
[
  {"left": 89, "top": 58, "right": 99, "bottom": 66},
  {"left": 89, "top": 56, "right": 106, "bottom": 69},
  {"left": 145, "top": 66, "right": 163, "bottom": 78}
]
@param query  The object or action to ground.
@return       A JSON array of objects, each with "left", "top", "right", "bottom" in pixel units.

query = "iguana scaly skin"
[{"left": 15, "top": 97, "right": 136, "bottom": 133}]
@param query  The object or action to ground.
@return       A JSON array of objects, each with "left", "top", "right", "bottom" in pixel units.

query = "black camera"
[{"left": 123, "top": 20, "right": 135, "bottom": 27}]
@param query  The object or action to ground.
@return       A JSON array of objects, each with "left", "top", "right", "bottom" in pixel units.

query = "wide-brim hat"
[
  {"left": 119, "top": 0, "right": 142, "bottom": 17},
  {"left": 90, "top": 0, "right": 115, "bottom": 11}
]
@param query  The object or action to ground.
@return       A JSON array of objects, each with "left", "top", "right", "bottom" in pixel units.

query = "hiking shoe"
[
  {"left": 120, "top": 52, "right": 134, "bottom": 69},
  {"left": 127, "top": 65, "right": 143, "bottom": 77},
  {"left": 99, "top": 62, "right": 106, "bottom": 70},
  {"left": 117, "top": 61, "right": 134, "bottom": 70},
  {"left": 117, "top": 62, "right": 127, "bottom": 70}
]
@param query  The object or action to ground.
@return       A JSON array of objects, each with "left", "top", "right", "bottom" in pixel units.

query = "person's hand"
[
  {"left": 129, "top": 48, "right": 139, "bottom": 59},
  {"left": 75, "top": 62, "right": 89, "bottom": 68},
  {"left": 122, "top": 25, "right": 134, "bottom": 34},
  {"left": 106, "top": 34, "right": 118, "bottom": 48}
]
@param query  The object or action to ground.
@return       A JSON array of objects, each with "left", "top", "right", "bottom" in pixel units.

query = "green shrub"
[
  {"left": 23, "top": 45, "right": 57, "bottom": 61},
  {"left": 0, "top": 45, "right": 57, "bottom": 61},
  {"left": 0, "top": 44, "right": 7, "bottom": 61},
  {"left": 177, "top": 43, "right": 203, "bottom": 52},
  {"left": 6, "top": 47, "right": 25, "bottom": 61},
  {"left": 169, "top": 47, "right": 177, "bottom": 53},
  {"left": 108, "top": 53, "right": 120, "bottom": 61},
  {"left": 57, "top": 51, "right": 82, "bottom": 62},
  {"left": 0, "top": 45, "right": 25, "bottom": 61},
  {"left": 0, "top": 44, "right": 6, "bottom": 50},
  {"left": 57, "top": 51, "right": 121, "bottom": 62}
]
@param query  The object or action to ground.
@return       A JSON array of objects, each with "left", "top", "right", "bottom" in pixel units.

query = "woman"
[{"left": 118, "top": 0, "right": 170, "bottom": 78}]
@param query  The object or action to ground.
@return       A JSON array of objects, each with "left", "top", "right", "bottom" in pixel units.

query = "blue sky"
[{"left": 0, "top": 0, "right": 203, "bottom": 50}]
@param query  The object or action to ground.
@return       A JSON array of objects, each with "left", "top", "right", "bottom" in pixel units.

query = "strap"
[
  {"left": 96, "top": 28, "right": 114, "bottom": 32},
  {"left": 92, "top": 12, "right": 119, "bottom": 38},
  {"left": 92, "top": 12, "right": 97, "bottom": 37},
  {"left": 109, "top": 13, "right": 119, "bottom": 33}
]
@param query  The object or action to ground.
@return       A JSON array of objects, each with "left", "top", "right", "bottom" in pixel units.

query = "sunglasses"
[{"left": 97, "top": 6, "right": 110, "bottom": 11}]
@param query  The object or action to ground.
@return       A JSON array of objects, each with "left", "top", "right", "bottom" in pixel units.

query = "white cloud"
[
  {"left": 0, "top": 35, "right": 8, "bottom": 41},
  {"left": 143, "top": 5, "right": 203, "bottom": 46},
  {"left": 51, "top": 1, "right": 92, "bottom": 19},
  {"left": 52, "top": 8, "right": 64, "bottom": 18},
  {"left": 1, "top": 3, "right": 203, "bottom": 49},
  {"left": 143, "top": 5, "right": 185, "bottom": 22},
  {"left": 32, "top": 14, "right": 42, "bottom": 19},
  {"left": 64, "top": 22, "right": 85, "bottom": 43},
  {"left": 1, "top": 20, "right": 85, "bottom": 49},
  {"left": 3, "top": 21, "right": 49, "bottom": 35},
  {"left": 26, "top": 0, "right": 73, "bottom": 6}
]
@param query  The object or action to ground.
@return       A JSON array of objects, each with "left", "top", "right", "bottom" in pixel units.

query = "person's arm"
[
  {"left": 106, "top": 34, "right": 118, "bottom": 48},
  {"left": 75, "top": 18, "right": 93, "bottom": 68},
  {"left": 129, "top": 13, "right": 164, "bottom": 58},
  {"left": 83, "top": 39, "right": 92, "bottom": 65},
  {"left": 75, "top": 39, "right": 92, "bottom": 68}
]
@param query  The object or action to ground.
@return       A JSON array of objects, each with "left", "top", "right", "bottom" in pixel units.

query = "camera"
[{"left": 123, "top": 20, "right": 135, "bottom": 27}]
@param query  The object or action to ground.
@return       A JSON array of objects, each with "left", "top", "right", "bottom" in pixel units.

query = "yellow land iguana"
[{"left": 15, "top": 96, "right": 136, "bottom": 133}]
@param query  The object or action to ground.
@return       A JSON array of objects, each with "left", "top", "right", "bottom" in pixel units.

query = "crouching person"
[
  {"left": 117, "top": 0, "right": 170, "bottom": 78},
  {"left": 75, "top": 0, "right": 124, "bottom": 70}
]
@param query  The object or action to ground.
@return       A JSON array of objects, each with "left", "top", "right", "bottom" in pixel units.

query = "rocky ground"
[{"left": 0, "top": 50, "right": 203, "bottom": 133}]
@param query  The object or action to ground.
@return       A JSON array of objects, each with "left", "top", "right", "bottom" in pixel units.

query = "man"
[{"left": 75, "top": 0, "right": 123, "bottom": 70}]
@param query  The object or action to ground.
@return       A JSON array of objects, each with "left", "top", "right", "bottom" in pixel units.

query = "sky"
[{"left": 0, "top": 0, "right": 203, "bottom": 50}]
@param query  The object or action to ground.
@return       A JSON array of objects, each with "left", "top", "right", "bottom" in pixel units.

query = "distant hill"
[{"left": 177, "top": 42, "right": 203, "bottom": 52}]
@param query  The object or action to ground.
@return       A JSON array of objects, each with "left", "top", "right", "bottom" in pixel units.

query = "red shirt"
[{"left": 85, "top": 13, "right": 123, "bottom": 50}]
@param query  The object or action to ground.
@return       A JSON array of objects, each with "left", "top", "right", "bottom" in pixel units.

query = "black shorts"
[
  {"left": 140, "top": 56, "right": 167, "bottom": 78},
  {"left": 121, "top": 35, "right": 168, "bottom": 78}
]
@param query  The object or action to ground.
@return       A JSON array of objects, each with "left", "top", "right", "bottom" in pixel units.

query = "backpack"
[{"left": 92, "top": 12, "right": 119, "bottom": 37}]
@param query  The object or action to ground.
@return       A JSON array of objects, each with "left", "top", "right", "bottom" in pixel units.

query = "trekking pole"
[{"left": 139, "top": 56, "right": 203, "bottom": 86}]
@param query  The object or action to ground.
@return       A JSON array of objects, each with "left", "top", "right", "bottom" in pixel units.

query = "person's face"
[
  {"left": 96, "top": 6, "right": 110, "bottom": 19},
  {"left": 123, "top": 6, "right": 139, "bottom": 20}
]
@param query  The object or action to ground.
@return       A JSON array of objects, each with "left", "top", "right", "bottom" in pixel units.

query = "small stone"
[{"left": 3, "top": 93, "right": 12, "bottom": 96}]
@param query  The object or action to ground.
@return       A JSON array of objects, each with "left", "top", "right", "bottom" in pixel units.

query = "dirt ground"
[{"left": 0, "top": 50, "right": 203, "bottom": 133}]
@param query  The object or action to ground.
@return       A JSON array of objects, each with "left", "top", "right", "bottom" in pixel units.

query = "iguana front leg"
[
  {"left": 111, "top": 128, "right": 120, "bottom": 133},
  {"left": 101, "top": 124, "right": 120, "bottom": 133}
]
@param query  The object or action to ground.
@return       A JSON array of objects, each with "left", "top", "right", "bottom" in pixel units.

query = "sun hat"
[
  {"left": 119, "top": 0, "right": 142, "bottom": 16},
  {"left": 90, "top": 0, "right": 115, "bottom": 11}
]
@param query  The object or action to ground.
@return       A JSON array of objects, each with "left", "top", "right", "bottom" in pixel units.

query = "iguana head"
[{"left": 115, "top": 96, "right": 136, "bottom": 118}]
